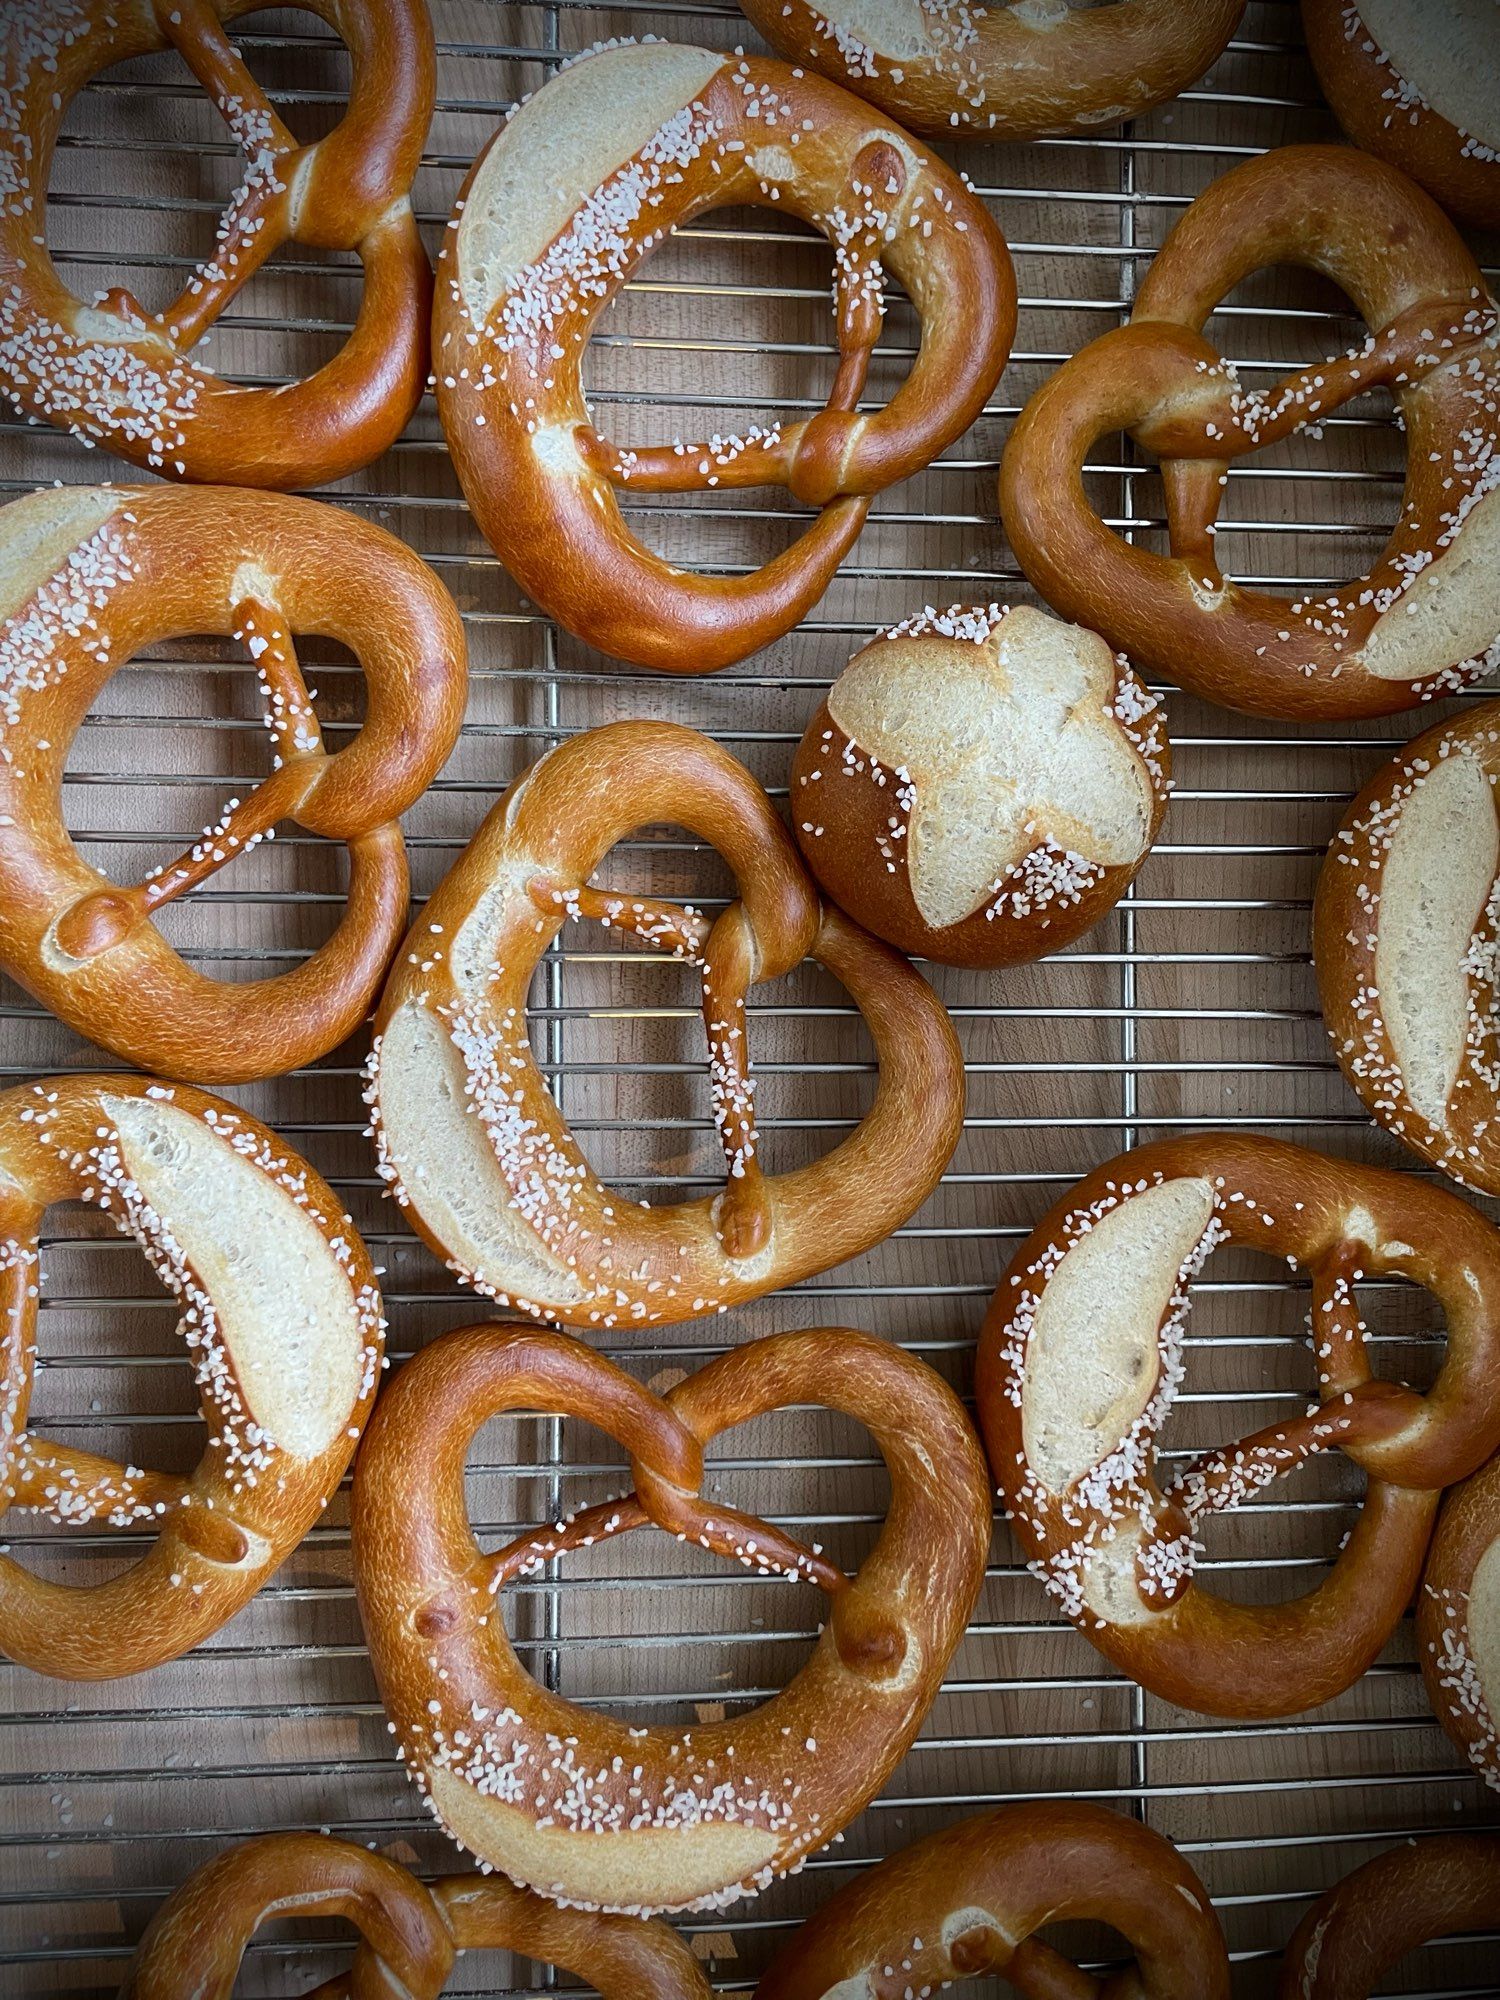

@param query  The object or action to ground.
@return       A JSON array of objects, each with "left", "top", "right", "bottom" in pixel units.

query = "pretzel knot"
[
  {"left": 1002, "top": 144, "right": 1500, "bottom": 720},
  {"left": 365, "top": 720, "right": 964, "bottom": 1331},
  {"left": 350, "top": 1323, "right": 991, "bottom": 1915},
  {"left": 0, "top": 0, "right": 433, "bottom": 487},
  {"left": 434, "top": 40, "right": 1016, "bottom": 674},
  {"left": 0, "top": 1075, "right": 384, "bottom": 1681},
  {"left": 974, "top": 1132, "right": 1500, "bottom": 1720},
  {"left": 755, "top": 1801, "right": 1229, "bottom": 2000},
  {"left": 1276, "top": 1834, "right": 1500, "bottom": 2000},
  {"left": 1314, "top": 696, "right": 1500, "bottom": 1198},
  {"left": 0, "top": 484, "right": 466, "bottom": 1083},
  {"left": 122, "top": 1830, "right": 712, "bottom": 2000}
]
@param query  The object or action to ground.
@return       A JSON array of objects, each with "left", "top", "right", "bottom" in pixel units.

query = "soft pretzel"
[
  {"left": 973, "top": 1132, "right": 1500, "bottom": 1718},
  {"left": 753, "top": 1801, "right": 1229, "bottom": 1999},
  {"left": 1418, "top": 1445, "right": 1500, "bottom": 1795},
  {"left": 1304, "top": 0, "right": 1500, "bottom": 230},
  {"left": 1277, "top": 1834, "right": 1500, "bottom": 1999},
  {"left": 434, "top": 39, "right": 1015, "bottom": 674},
  {"left": 123, "top": 1830, "right": 711, "bottom": 1998},
  {"left": 351, "top": 1322, "right": 990, "bottom": 1915},
  {"left": 737, "top": 0, "right": 1245, "bottom": 145},
  {"left": 0, "top": 1074, "right": 384, "bottom": 1681},
  {"left": 0, "top": 0, "right": 433, "bottom": 487},
  {"left": 365, "top": 720, "right": 963, "bottom": 1331},
  {"left": 1001, "top": 144, "right": 1500, "bottom": 721},
  {"left": 0, "top": 483, "right": 466, "bottom": 1083},
  {"left": 790, "top": 602, "right": 1170, "bottom": 968},
  {"left": 1314, "top": 697, "right": 1500, "bottom": 1197}
]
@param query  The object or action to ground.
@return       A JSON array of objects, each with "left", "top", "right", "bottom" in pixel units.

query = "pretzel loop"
[
  {"left": 975, "top": 1132, "right": 1500, "bottom": 1717},
  {"left": 0, "top": 0, "right": 435, "bottom": 487},
  {"left": 1002, "top": 146, "right": 1500, "bottom": 719},
  {"left": 351, "top": 1323, "right": 990, "bottom": 1915},
  {"left": 0, "top": 1075, "right": 385, "bottom": 1681}
]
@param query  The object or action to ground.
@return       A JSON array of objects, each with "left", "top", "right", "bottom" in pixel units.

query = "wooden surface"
[{"left": 2, "top": 0, "right": 1499, "bottom": 1992}]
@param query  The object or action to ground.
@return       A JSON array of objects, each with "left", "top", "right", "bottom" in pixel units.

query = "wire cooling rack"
[{"left": 3, "top": 0, "right": 1499, "bottom": 1993}]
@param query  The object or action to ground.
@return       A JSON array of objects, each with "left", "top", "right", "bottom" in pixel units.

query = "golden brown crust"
[
  {"left": 1419, "top": 1448, "right": 1500, "bottom": 1795},
  {"left": 434, "top": 41, "right": 1015, "bottom": 673},
  {"left": 973, "top": 1132, "right": 1500, "bottom": 1717},
  {"left": 1001, "top": 144, "right": 1500, "bottom": 720},
  {"left": 350, "top": 1322, "right": 991, "bottom": 1915},
  {"left": 366, "top": 720, "right": 964, "bottom": 1331},
  {"left": 788, "top": 604, "right": 1171, "bottom": 967},
  {"left": 1276, "top": 1834, "right": 1500, "bottom": 1998},
  {"left": 0, "top": 484, "right": 467, "bottom": 1083},
  {"left": 738, "top": 0, "right": 1244, "bottom": 144},
  {"left": 754, "top": 1801, "right": 1229, "bottom": 1999},
  {"left": 0, "top": 0, "right": 434, "bottom": 487},
  {"left": 1304, "top": 0, "right": 1500, "bottom": 230},
  {"left": 0, "top": 1075, "right": 385, "bottom": 1680},
  {"left": 122, "top": 1829, "right": 712, "bottom": 1997},
  {"left": 1313, "top": 697, "right": 1500, "bottom": 1195}
]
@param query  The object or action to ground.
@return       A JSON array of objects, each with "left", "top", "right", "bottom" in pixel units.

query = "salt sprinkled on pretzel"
[
  {"left": 738, "top": 0, "right": 1244, "bottom": 146},
  {"left": 364, "top": 719, "right": 964, "bottom": 1332},
  {"left": 0, "top": 1074, "right": 384, "bottom": 1682},
  {"left": 1418, "top": 1445, "right": 1500, "bottom": 1795},
  {"left": 433, "top": 39, "right": 1015, "bottom": 674},
  {"left": 350, "top": 1322, "right": 989, "bottom": 1916},
  {"left": 754, "top": 1799, "right": 1230, "bottom": 2000},
  {"left": 790, "top": 601, "right": 1170, "bottom": 967},
  {"left": 0, "top": 0, "right": 434, "bottom": 487},
  {"left": 0, "top": 483, "right": 467, "bottom": 1083},
  {"left": 974, "top": 1131, "right": 1500, "bottom": 1718},
  {"left": 1315, "top": 696, "right": 1500, "bottom": 1196},
  {"left": 1002, "top": 144, "right": 1500, "bottom": 720}
]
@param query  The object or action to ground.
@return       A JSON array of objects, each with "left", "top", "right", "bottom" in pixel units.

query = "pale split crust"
[
  {"left": 974, "top": 1131, "right": 1500, "bottom": 1718},
  {"left": 0, "top": 1073, "right": 384, "bottom": 1681},
  {"left": 1418, "top": 1446, "right": 1500, "bottom": 1796}
]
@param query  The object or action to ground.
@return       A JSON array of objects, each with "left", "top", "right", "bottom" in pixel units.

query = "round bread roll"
[
  {"left": 1304, "top": 0, "right": 1500, "bottom": 229},
  {"left": 789, "top": 603, "right": 1170, "bottom": 966}
]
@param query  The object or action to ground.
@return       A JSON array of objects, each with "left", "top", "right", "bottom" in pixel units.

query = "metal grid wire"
[{"left": 3, "top": 0, "right": 1500, "bottom": 1993}]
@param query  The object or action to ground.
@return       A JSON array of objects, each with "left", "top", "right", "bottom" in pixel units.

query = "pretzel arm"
[
  {"left": 1007, "top": 1937, "right": 1105, "bottom": 2000},
  {"left": 1308, "top": 1241, "right": 1369, "bottom": 1396},
  {"left": 234, "top": 597, "right": 326, "bottom": 767},
  {"left": 482, "top": 1495, "right": 651, "bottom": 1591},
  {"left": 576, "top": 426, "right": 800, "bottom": 493},
  {"left": 153, "top": 0, "right": 300, "bottom": 153},
  {"left": 700, "top": 908, "right": 771, "bottom": 1261},
  {"left": 7, "top": 1435, "right": 189, "bottom": 1526},
  {"left": 533, "top": 880, "right": 714, "bottom": 960},
  {"left": 157, "top": 178, "right": 293, "bottom": 351}
]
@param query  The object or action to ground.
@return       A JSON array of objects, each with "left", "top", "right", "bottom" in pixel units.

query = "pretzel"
[
  {"left": 0, "top": 1074, "right": 384, "bottom": 1681},
  {"left": 753, "top": 1801, "right": 1229, "bottom": 1999},
  {"left": 737, "top": 0, "right": 1245, "bottom": 145},
  {"left": 1418, "top": 1446, "right": 1500, "bottom": 1795},
  {"left": 351, "top": 1322, "right": 990, "bottom": 1915},
  {"left": 1001, "top": 144, "right": 1500, "bottom": 721},
  {"left": 1304, "top": 0, "right": 1500, "bottom": 230},
  {"left": 123, "top": 1830, "right": 711, "bottom": 1998},
  {"left": 973, "top": 1131, "right": 1500, "bottom": 1719},
  {"left": 0, "top": 0, "right": 434, "bottom": 487},
  {"left": 790, "top": 602, "right": 1171, "bottom": 968},
  {"left": 365, "top": 720, "right": 964, "bottom": 1331},
  {"left": 0, "top": 483, "right": 467, "bottom": 1083},
  {"left": 1314, "top": 697, "right": 1500, "bottom": 1197},
  {"left": 433, "top": 39, "right": 1015, "bottom": 675},
  {"left": 1277, "top": 1834, "right": 1500, "bottom": 1999}
]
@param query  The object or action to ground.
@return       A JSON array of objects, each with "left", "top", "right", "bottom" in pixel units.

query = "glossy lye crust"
[
  {"left": 1419, "top": 1449, "right": 1500, "bottom": 1795},
  {"left": 351, "top": 1324, "right": 991, "bottom": 1916},
  {"left": 122, "top": 1830, "right": 712, "bottom": 1998},
  {"left": 790, "top": 602, "right": 1171, "bottom": 967},
  {"left": 974, "top": 1132, "right": 1500, "bottom": 1718},
  {"left": 1314, "top": 698, "right": 1500, "bottom": 1197},
  {"left": 0, "top": 0, "right": 434, "bottom": 487},
  {"left": 434, "top": 40, "right": 1016, "bottom": 673},
  {"left": 1276, "top": 1834, "right": 1500, "bottom": 1998},
  {"left": 754, "top": 1801, "right": 1230, "bottom": 1999},
  {"left": 365, "top": 720, "right": 964, "bottom": 1332},
  {"left": 0, "top": 1075, "right": 385, "bottom": 1681},
  {"left": 1303, "top": 0, "right": 1500, "bottom": 229},
  {"left": 1002, "top": 144, "right": 1500, "bottom": 720},
  {"left": 738, "top": 0, "right": 1244, "bottom": 144},
  {"left": 0, "top": 483, "right": 467, "bottom": 1083}
]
